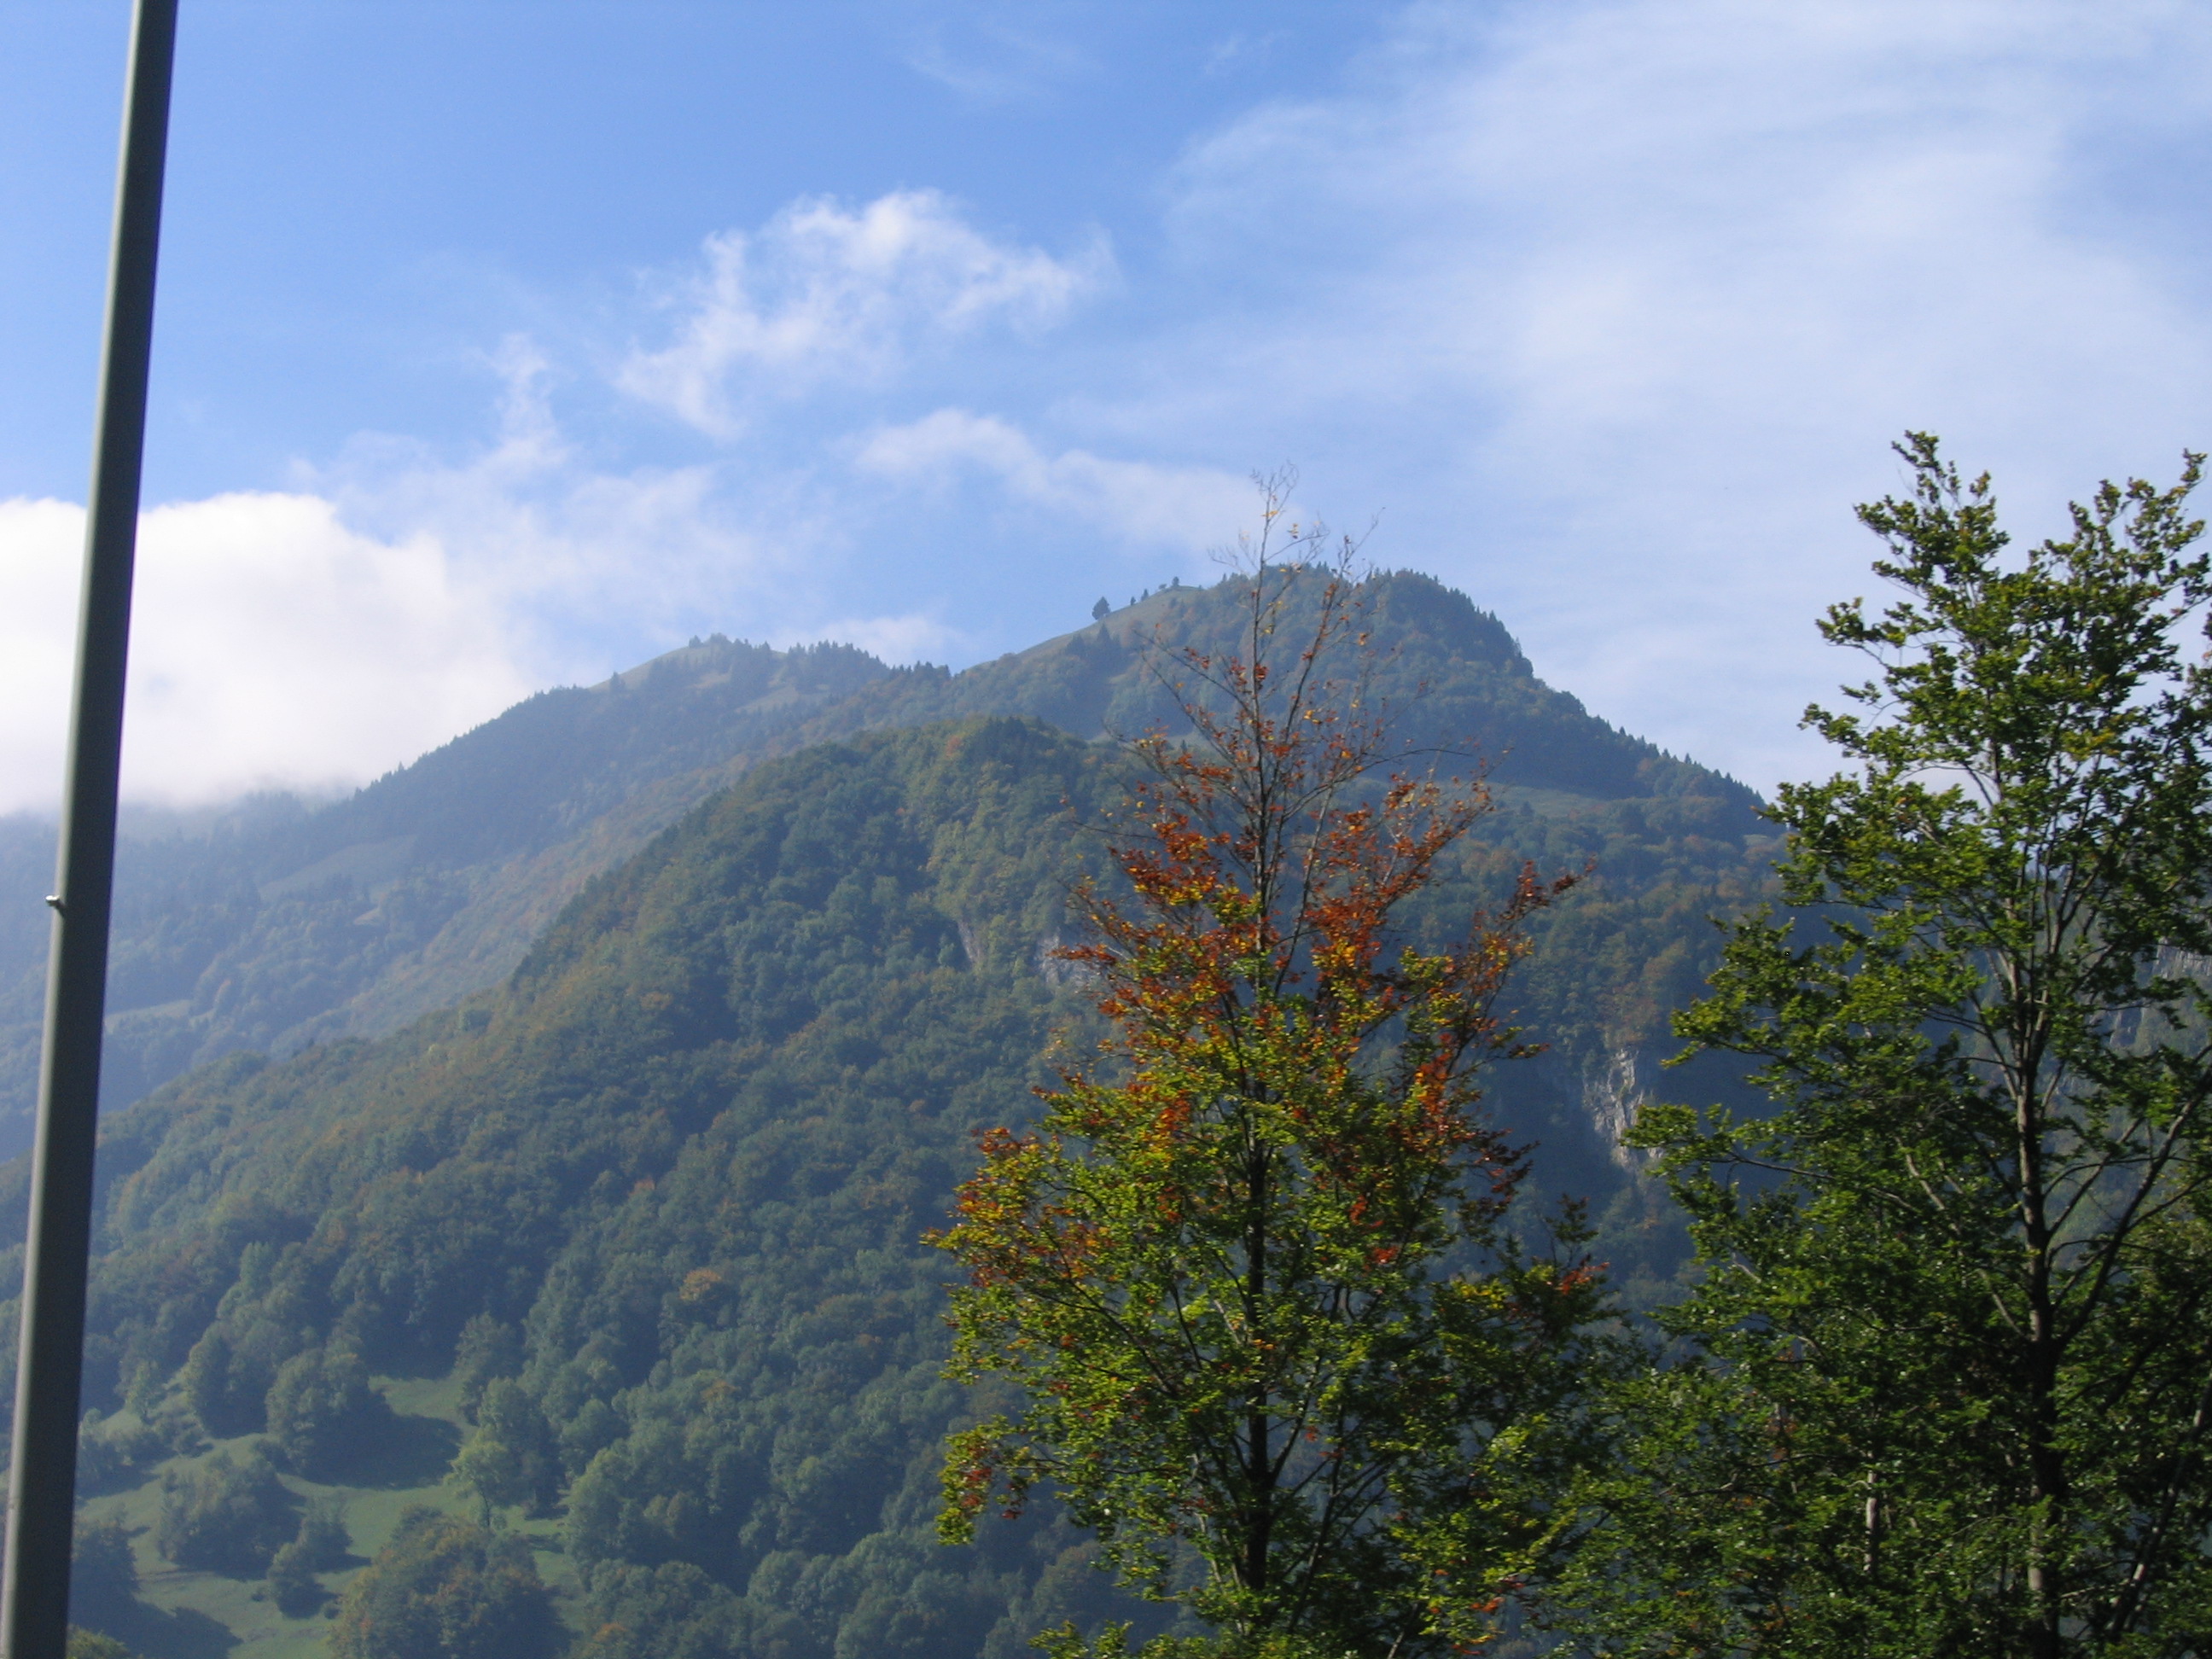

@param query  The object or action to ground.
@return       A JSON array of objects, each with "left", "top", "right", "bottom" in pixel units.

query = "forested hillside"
[
  {"left": 0, "top": 572, "right": 1759, "bottom": 1161},
  {"left": 20, "top": 713, "right": 1766, "bottom": 1656},
  {"left": 0, "top": 568, "right": 1780, "bottom": 1656},
  {"left": 0, "top": 639, "right": 890, "bottom": 1148},
  {"left": 40, "top": 721, "right": 1135, "bottom": 1657}
]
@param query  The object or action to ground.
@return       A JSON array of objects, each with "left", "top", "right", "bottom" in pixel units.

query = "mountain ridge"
[
  {"left": 0, "top": 567, "right": 1779, "bottom": 1658},
  {"left": 35, "top": 712, "right": 1757, "bottom": 1658},
  {"left": 0, "top": 569, "right": 1756, "bottom": 1160}
]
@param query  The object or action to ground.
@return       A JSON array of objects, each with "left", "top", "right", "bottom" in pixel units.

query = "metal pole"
[{"left": 2, "top": 2, "right": 178, "bottom": 1654}]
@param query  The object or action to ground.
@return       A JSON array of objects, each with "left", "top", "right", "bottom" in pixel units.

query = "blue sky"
[{"left": 4, "top": 0, "right": 2212, "bottom": 810}]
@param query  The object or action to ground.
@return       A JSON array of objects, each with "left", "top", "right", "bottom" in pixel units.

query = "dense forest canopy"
[{"left": 0, "top": 568, "right": 1774, "bottom": 1657}]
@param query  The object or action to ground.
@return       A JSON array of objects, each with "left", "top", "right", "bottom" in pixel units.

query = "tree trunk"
[
  {"left": 2015, "top": 1013, "right": 2064, "bottom": 1659},
  {"left": 1241, "top": 1136, "right": 1274, "bottom": 1617}
]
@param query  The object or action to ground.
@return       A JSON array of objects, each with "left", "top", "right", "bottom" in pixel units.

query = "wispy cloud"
[
  {"left": 1125, "top": 0, "right": 2212, "bottom": 787},
  {"left": 618, "top": 191, "right": 1108, "bottom": 439},
  {"left": 1201, "top": 32, "right": 1289, "bottom": 79},
  {"left": 902, "top": 16, "right": 1095, "bottom": 105},
  {"left": 313, "top": 335, "right": 788, "bottom": 676},
  {"left": 785, "top": 610, "right": 967, "bottom": 666},
  {"left": 0, "top": 317, "right": 1011, "bottom": 810},
  {"left": 855, "top": 409, "right": 1254, "bottom": 555}
]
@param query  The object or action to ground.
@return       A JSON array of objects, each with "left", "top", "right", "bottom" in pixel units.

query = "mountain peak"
[{"left": 0, "top": 567, "right": 1757, "bottom": 1146}]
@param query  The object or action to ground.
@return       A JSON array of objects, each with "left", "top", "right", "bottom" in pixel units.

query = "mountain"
[
  {"left": 0, "top": 637, "right": 893, "bottom": 1151},
  {"left": 0, "top": 569, "right": 1778, "bottom": 1657},
  {"left": 0, "top": 572, "right": 1760, "bottom": 1161}
]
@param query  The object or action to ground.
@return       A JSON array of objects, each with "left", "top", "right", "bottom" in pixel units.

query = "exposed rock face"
[
  {"left": 1583, "top": 1040, "right": 1657, "bottom": 1173},
  {"left": 1033, "top": 930, "right": 1091, "bottom": 989}
]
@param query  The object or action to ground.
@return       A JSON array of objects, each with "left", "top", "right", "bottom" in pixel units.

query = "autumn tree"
[
  {"left": 1560, "top": 437, "right": 2212, "bottom": 1657},
  {"left": 934, "top": 509, "right": 1615, "bottom": 1657}
]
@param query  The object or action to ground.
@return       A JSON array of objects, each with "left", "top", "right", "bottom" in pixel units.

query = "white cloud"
[
  {"left": 855, "top": 409, "right": 1254, "bottom": 555},
  {"left": 0, "top": 500, "right": 86, "bottom": 814},
  {"left": 619, "top": 191, "right": 1107, "bottom": 438},
  {"left": 0, "top": 493, "right": 536, "bottom": 812},
  {"left": 0, "top": 337, "right": 808, "bottom": 814},
  {"left": 0, "top": 309, "right": 974, "bottom": 812},
  {"left": 1132, "top": 0, "right": 2212, "bottom": 789}
]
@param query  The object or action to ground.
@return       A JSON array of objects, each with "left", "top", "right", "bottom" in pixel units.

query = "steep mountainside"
[
  {"left": 22, "top": 707, "right": 1766, "bottom": 1659},
  {"left": 0, "top": 571, "right": 1759, "bottom": 1159},
  {"left": 0, "top": 640, "right": 892, "bottom": 1146}
]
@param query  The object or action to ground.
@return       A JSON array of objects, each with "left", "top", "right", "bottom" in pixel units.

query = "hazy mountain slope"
[
  {"left": 41, "top": 721, "right": 1147, "bottom": 1657},
  {"left": 0, "top": 639, "right": 892, "bottom": 1150},
  {"left": 0, "top": 568, "right": 1761, "bottom": 1173},
  {"left": 22, "top": 709, "right": 1765, "bottom": 1658}
]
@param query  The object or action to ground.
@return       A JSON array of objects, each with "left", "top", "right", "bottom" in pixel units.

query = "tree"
[
  {"left": 154, "top": 1447, "right": 295, "bottom": 1575},
  {"left": 265, "top": 1343, "right": 389, "bottom": 1477},
  {"left": 267, "top": 1501, "right": 352, "bottom": 1616},
  {"left": 68, "top": 1519, "right": 142, "bottom": 1637},
  {"left": 934, "top": 515, "right": 1615, "bottom": 1656},
  {"left": 75, "top": 1409, "right": 166, "bottom": 1495},
  {"left": 450, "top": 1377, "right": 558, "bottom": 1522},
  {"left": 1094, "top": 597, "right": 1113, "bottom": 622},
  {"left": 1561, "top": 437, "right": 2212, "bottom": 1657},
  {"left": 66, "top": 1632, "right": 138, "bottom": 1659},
  {"left": 329, "top": 1507, "right": 565, "bottom": 1659},
  {"left": 265, "top": 1538, "right": 326, "bottom": 1619},
  {"left": 453, "top": 1314, "right": 524, "bottom": 1421}
]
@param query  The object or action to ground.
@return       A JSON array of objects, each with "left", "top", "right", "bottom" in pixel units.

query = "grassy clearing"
[{"left": 78, "top": 1370, "right": 577, "bottom": 1658}]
